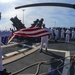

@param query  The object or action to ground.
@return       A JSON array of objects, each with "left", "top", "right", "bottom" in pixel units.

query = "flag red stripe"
[{"left": 16, "top": 33, "right": 49, "bottom": 38}]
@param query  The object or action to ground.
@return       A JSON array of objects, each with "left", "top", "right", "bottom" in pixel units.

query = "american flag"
[
  {"left": 1, "top": 36, "right": 8, "bottom": 45},
  {"left": 8, "top": 27, "right": 50, "bottom": 43},
  {"left": 0, "top": 31, "right": 12, "bottom": 45}
]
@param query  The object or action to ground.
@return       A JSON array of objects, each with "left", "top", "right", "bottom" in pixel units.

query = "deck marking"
[{"left": 1, "top": 42, "right": 18, "bottom": 48}]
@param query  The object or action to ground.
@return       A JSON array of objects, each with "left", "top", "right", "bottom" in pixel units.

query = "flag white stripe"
[
  {"left": 15, "top": 29, "right": 48, "bottom": 34},
  {"left": 8, "top": 34, "right": 15, "bottom": 43}
]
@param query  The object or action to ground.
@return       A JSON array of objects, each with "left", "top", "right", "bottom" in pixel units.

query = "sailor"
[
  {"left": 61, "top": 28, "right": 65, "bottom": 39},
  {"left": 54, "top": 28, "right": 59, "bottom": 42},
  {"left": 0, "top": 37, "right": 3, "bottom": 72},
  {"left": 40, "top": 24, "right": 49, "bottom": 52},
  {"left": 65, "top": 28, "right": 71, "bottom": 43},
  {"left": 0, "top": 32, "right": 11, "bottom": 75},
  {"left": 49, "top": 28, "right": 53, "bottom": 39},
  {"left": 71, "top": 29, "right": 75, "bottom": 40}
]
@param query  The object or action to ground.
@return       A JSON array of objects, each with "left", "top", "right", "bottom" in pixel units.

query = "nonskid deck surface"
[
  {"left": 4, "top": 50, "right": 65, "bottom": 75},
  {"left": 2, "top": 40, "right": 75, "bottom": 75}
]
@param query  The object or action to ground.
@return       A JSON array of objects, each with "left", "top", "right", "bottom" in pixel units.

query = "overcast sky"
[{"left": 0, "top": 0, "right": 75, "bottom": 30}]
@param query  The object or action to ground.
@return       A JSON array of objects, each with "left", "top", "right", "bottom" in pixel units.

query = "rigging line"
[
  {"left": 35, "top": 62, "right": 42, "bottom": 75},
  {"left": 11, "top": 55, "right": 75, "bottom": 75},
  {"left": 35, "top": 59, "right": 64, "bottom": 75},
  {"left": 11, "top": 61, "right": 48, "bottom": 75},
  {"left": 57, "top": 60, "right": 64, "bottom": 75},
  {"left": 11, "top": 59, "right": 62, "bottom": 75},
  {"left": 40, "top": 61, "right": 73, "bottom": 75}
]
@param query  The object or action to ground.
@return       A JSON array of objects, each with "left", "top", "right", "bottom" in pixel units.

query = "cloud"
[
  {"left": 0, "top": 0, "right": 15, "bottom": 3},
  {"left": 0, "top": 2, "right": 36, "bottom": 29}
]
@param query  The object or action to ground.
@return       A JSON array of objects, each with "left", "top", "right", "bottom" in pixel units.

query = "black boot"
[
  {"left": 46, "top": 48, "right": 48, "bottom": 52},
  {"left": 39, "top": 48, "right": 43, "bottom": 53},
  {"left": 0, "top": 68, "right": 11, "bottom": 75}
]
